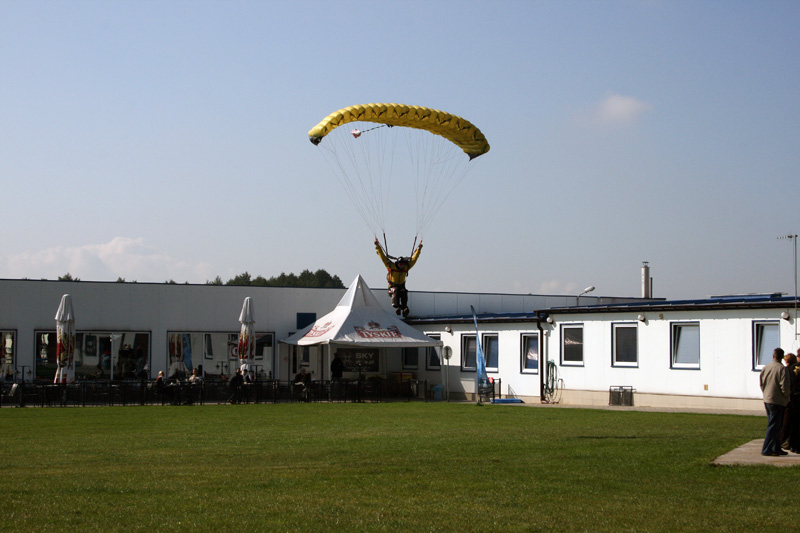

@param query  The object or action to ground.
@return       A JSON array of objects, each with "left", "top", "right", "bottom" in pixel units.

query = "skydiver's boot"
[
  {"left": 396, "top": 308, "right": 402, "bottom": 315},
  {"left": 402, "top": 307, "right": 409, "bottom": 318}
]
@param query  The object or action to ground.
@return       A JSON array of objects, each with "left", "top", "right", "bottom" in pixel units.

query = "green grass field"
[{"left": 0, "top": 403, "right": 791, "bottom": 531}]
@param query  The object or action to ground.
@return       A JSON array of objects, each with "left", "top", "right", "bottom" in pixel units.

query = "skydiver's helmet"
[{"left": 396, "top": 257, "right": 410, "bottom": 271}]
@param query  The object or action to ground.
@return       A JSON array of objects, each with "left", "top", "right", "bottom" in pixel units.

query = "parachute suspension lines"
[
  {"left": 406, "top": 126, "right": 476, "bottom": 241},
  {"left": 310, "top": 104, "right": 489, "bottom": 249},
  {"left": 318, "top": 122, "right": 477, "bottom": 249},
  {"left": 376, "top": 232, "right": 411, "bottom": 263},
  {"left": 316, "top": 122, "right": 394, "bottom": 236}
]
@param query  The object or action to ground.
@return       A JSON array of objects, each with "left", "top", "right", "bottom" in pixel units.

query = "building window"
[
  {"left": 402, "top": 347, "right": 419, "bottom": 369},
  {"left": 35, "top": 330, "right": 151, "bottom": 381},
  {"left": 165, "top": 331, "right": 275, "bottom": 379},
  {"left": 483, "top": 333, "right": 499, "bottom": 372},
  {"left": 671, "top": 322, "right": 700, "bottom": 369},
  {"left": 461, "top": 334, "right": 477, "bottom": 371},
  {"left": 561, "top": 325, "right": 584, "bottom": 365},
  {"left": 1, "top": 331, "right": 15, "bottom": 382},
  {"left": 753, "top": 321, "right": 780, "bottom": 369},
  {"left": 296, "top": 313, "right": 316, "bottom": 329},
  {"left": 521, "top": 333, "right": 539, "bottom": 374},
  {"left": 255, "top": 333, "right": 276, "bottom": 378},
  {"left": 612, "top": 324, "right": 638, "bottom": 367},
  {"left": 426, "top": 334, "right": 441, "bottom": 370}
]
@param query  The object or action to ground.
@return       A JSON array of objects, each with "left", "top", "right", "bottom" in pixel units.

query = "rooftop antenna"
[{"left": 778, "top": 233, "right": 798, "bottom": 341}]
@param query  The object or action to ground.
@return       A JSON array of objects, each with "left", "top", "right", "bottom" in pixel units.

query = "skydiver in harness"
[{"left": 374, "top": 237, "right": 422, "bottom": 317}]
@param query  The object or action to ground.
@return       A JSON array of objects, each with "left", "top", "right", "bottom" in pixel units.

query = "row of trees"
[
  {"left": 57, "top": 269, "right": 345, "bottom": 288},
  {"left": 209, "top": 269, "right": 344, "bottom": 288}
]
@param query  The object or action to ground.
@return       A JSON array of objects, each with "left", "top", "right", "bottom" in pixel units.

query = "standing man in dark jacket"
[
  {"left": 228, "top": 368, "right": 244, "bottom": 404},
  {"left": 760, "top": 348, "right": 791, "bottom": 456},
  {"left": 786, "top": 354, "right": 800, "bottom": 453},
  {"left": 331, "top": 353, "right": 344, "bottom": 380}
]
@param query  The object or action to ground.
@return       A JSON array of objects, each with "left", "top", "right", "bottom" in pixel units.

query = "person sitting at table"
[
  {"left": 186, "top": 368, "right": 203, "bottom": 405},
  {"left": 188, "top": 368, "right": 203, "bottom": 385},
  {"left": 294, "top": 367, "right": 310, "bottom": 385},
  {"left": 293, "top": 368, "right": 311, "bottom": 402}
]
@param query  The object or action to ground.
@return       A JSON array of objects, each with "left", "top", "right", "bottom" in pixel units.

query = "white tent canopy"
[{"left": 281, "top": 275, "right": 442, "bottom": 348}]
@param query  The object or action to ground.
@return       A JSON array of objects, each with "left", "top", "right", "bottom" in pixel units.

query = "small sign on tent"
[{"left": 334, "top": 348, "right": 379, "bottom": 372}]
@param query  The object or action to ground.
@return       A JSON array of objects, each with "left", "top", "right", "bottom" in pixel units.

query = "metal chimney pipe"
[{"left": 642, "top": 262, "right": 651, "bottom": 299}]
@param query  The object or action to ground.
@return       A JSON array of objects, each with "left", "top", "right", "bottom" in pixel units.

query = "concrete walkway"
[
  {"left": 522, "top": 400, "right": 764, "bottom": 417},
  {"left": 712, "top": 439, "right": 800, "bottom": 467}
]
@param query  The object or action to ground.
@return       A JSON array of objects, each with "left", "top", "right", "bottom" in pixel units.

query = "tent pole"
[{"left": 326, "top": 344, "right": 330, "bottom": 381}]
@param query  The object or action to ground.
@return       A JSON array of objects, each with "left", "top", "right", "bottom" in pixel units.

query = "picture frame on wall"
[{"left": 85, "top": 334, "right": 97, "bottom": 357}]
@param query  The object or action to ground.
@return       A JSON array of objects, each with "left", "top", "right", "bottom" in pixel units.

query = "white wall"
[
  {"left": 2, "top": 278, "right": 631, "bottom": 382},
  {"left": 10, "top": 278, "right": 762, "bottom": 407},
  {"left": 414, "top": 305, "right": 797, "bottom": 404},
  {"left": 546, "top": 308, "right": 797, "bottom": 400},
  {"left": 0, "top": 279, "right": 347, "bottom": 380}
]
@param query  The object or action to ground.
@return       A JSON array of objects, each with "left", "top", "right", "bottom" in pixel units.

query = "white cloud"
[
  {"left": 537, "top": 279, "right": 578, "bottom": 295},
  {"left": 577, "top": 93, "right": 652, "bottom": 126},
  {"left": 3, "top": 237, "right": 213, "bottom": 283}
]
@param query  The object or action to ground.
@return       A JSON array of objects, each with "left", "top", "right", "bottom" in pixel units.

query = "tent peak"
[{"left": 336, "top": 274, "right": 383, "bottom": 309}]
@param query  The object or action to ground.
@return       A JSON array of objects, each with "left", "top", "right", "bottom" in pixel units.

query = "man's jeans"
[{"left": 763, "top": 402, "right": 786, "bottom": 454}]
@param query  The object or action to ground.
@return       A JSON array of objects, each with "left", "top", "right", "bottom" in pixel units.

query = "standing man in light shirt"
[{"left": 760, "top": 347, "right": 791, "bottom": 456}]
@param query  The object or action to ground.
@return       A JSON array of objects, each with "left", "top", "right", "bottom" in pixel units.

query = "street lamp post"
[
  {"left": 779, "top": 233, "right": 798, "bottom": 339},
  {"left": 14, "top": 365, "right": 31, "bottom": 407},
  {"left": 576, "top": 286, "right": 596, "bottom": 306}
]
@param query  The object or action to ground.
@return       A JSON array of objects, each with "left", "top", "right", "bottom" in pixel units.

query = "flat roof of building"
[{"left": 409, "top": 294, "right": 797, "bottom": 324}]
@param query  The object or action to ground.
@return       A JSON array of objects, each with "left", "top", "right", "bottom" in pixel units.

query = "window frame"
[
  {"left": 670, "top": 322, "right": 701, "bottom": 370},
  {"left": 482, "top": 333, "right": 499, "bottom": 373},
  {"left": 1, "top": 330, "right": 16, "bottom": 382},
  {"left": 520, "top": 333, "right": 539, "bottom": 374},
  {"left": 402, "top": 346, "right": 419, "bottom": 370},
  {"left": 461, "top": 334, "right": 477, "bottom": 372},
  {"left": 611, "top": 323, "right": 638, "bottom": 368},
  {"left": 753, "top": 320, "right": 780, "bottom": 370},
  {"left": 35, "top": 329, "right": 152, "bottom": 381},
  {"left": 560, "top": 324, "right": 584, "bottom": 366},
  {"left": 166, "top": 330, "right": 276, "bottom": 378},
  {"left": 425, "top": 333, "right": 442, "bottom": 370}
]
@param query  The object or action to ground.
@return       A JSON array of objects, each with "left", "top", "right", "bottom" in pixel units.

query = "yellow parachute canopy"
[{"left": 309, "top": 103, "right": 490, "bottom": 159}]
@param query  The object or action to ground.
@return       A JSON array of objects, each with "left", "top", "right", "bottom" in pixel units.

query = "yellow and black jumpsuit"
[{"left": 376, "top": 243, "right": 421, "bottom": 315}]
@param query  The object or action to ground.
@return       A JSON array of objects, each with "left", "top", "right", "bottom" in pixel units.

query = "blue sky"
[{"left": 1, "top": 1, "right": 798, "bottom": 299}]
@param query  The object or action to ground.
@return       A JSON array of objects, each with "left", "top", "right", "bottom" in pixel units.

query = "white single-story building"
[
  {"left": 1, "top": 278, "right": 796, "bottom": 410},
  {"left": 0, "top": 277, "right": 637, "bottom": 385},
  {"left": 410, "top": 294, "right": 799, "bottom": 410}
]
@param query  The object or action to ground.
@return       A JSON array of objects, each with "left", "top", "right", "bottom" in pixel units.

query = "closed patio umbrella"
[
  {"left": 238, "top": 297, "right": 255, "bottom": 381},
  {"left": 54, "top": 294, "right": 76, "bottom": 384}
]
